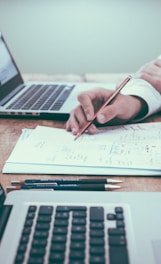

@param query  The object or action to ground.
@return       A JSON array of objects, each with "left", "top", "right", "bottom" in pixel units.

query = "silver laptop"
[
  {"left": 0, "top": 187, "right": 161, "bottom": 264},
  {"left": 0, "top": 33, "right": 115, "bottom": 120}
]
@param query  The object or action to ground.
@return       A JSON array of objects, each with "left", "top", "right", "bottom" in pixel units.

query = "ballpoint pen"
[
  {"left": 11, "top": 178, "right": 123, "bottom": 185},
  {"left": 7, "top": 183, "right": 120, "bottom": 191},
  {"left": 74, "top": 75, "right": 132, "bottom": 140}
]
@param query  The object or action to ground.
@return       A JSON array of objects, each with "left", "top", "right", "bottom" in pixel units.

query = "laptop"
[
  {"left": 0, "top": 186, "right": 161, "bottom": 264},
  {"left": 0, "top": 33, "right": 115, "bottom": 120}
]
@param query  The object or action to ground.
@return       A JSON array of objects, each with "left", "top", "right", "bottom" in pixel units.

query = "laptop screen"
[
  {"left": 0, "top": 33, "right": 23, "bottom": 102},
  {"left": 0, "top": 33, "right": 18, "bottom": 86}
]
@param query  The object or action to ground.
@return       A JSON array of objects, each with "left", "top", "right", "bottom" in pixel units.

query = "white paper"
[{"left": 3, "top": 122, "right": 161, "bottom": 175}]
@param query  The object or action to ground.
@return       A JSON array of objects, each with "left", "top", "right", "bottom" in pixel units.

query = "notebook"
[
  {"left": 0, "top": 33, "right": 115, "bottom": 120},
  {"left": 3, "top": 123, "right": 161, "bottom": 176},
  {"left": 0, "top": 187, "right": 161, "bottom": 264}
]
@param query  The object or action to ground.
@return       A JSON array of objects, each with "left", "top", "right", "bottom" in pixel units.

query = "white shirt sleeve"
[{"left": 121, "top": 78, "right": 161, "bottom": 121}]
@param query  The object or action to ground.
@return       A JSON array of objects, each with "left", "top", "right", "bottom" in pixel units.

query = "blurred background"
[{"left": 0, "top": 0, "right": 161, "bottom": 74}]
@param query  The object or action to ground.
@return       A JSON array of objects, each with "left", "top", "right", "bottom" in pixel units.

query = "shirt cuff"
[{"left": 121, "top": 78, "right": 161, "bottom": 120}]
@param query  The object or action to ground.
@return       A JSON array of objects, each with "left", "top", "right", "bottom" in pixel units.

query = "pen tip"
[
  {"left": 11, "top": 180, "right": 21, "bottom": 185},
  {"left": 107, "top": 179, "right": 123, "bottom": 183},
  {"left": 6, "top": 186, "right": 19, "bottom": 191},
  {"left": 105, "top": 184, "right": 120, "bottom": 190}
]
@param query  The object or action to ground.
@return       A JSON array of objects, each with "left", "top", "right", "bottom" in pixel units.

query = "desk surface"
[{"left": 0, "top": 73, "right": 161, "bottom": 193}]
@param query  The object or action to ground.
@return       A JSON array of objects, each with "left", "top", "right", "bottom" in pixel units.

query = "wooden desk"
[{"left": 0, "top": 73, "right": 161, "bottom": 193}]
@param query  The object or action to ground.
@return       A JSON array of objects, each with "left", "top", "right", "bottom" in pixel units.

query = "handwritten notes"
[{"left": 3, "top": 122, "right": 161, "bottom": 175}]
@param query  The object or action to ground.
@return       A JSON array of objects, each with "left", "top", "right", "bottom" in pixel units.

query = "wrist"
[{"left": 131, "top": 96, "right": 148, "bottom": 119}]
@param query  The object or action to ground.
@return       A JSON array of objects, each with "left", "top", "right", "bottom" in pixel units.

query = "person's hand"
[
  {"left": 66, "top": 88, "right": 147, "bottom": 135},
  {"left": 135, "top": 58, "right": 161, "bottom": 93}
]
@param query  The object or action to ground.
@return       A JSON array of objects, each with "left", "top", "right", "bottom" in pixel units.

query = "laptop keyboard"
[
  {"left": 14, "top": 204, "right": 129, "bottom": 264},
  {"left": 6, "top": 84, "right": 75, "bottom": 111}
]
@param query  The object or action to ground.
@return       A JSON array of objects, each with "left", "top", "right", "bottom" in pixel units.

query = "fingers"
[
  {"left": 77, "top": 92, "right": 95, "bottom": 121},
  {"left": 96, "top": 104, "right": 118, "bottom": 124},
  {"left": 135, "top": 59, "right": 161, "bottom": 93},
  {"left": 135, "top": 61, "right": 156, "bottom": 78},
  {"left": 77, "top": 88, "right": 111, "bottom": 121},
  {"left": 66, "top": 88, "right": 113, "bottom": 135},
  {"left": 65, "top": 105, "right": 97, "bottom": 135},
  {"left": 95, "top": 94, "right": 144, "bottom": 124},
  {"left": 154, "top": 58, "right": 161, "bottom": 67},
  {"left": 65, "top": 89, "right": 142, "bottom": 136}
]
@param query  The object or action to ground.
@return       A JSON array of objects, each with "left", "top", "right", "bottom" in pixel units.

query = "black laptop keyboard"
[
  {"left": 6, "top": 84, "right": 75, "bottom": 111},
  {"left": 14, "top": 204, "right": 129, "bottom": 264}
]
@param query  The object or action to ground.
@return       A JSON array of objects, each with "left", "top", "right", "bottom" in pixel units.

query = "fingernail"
[
  {"left": 86, "top": 114, "right": 91, "bottom": 121},
  {"left": 97, "top": 114, "right": 105, "bottom": 123},
  {"left": 72, "top": 128, "right": 77, "bottom": 134}
]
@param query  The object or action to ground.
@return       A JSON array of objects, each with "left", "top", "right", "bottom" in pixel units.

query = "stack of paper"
[{"left": 2, "top": 122, "right": 161, "bottom": 175}]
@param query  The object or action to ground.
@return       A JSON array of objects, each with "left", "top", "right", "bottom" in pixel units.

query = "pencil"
[{"left": 74, "top": 75, "right": 132, "bottom": 140}]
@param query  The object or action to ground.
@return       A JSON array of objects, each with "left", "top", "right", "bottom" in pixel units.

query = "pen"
[
  {"left": 74, "top": 75, "right": 132, "bottom": 140},
  {"left": 11, "top": 178, "right": 123, "bottom": 185},
  {"left": 7, "top": 184, "right": 120, "bottom": 191}
]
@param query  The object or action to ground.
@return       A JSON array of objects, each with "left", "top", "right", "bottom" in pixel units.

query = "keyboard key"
[
  {"left": 49, "top": 252, "right": 65, "bottom": 263},
  {"left": 109, "top": 247, "right": 129, "bottom": 264},
  {"left": 90, "top": 255, "right": 105, "bottom": 263},
  {"left": 109, "top": 235, "right": 127, "bottom": 246},
  {"left": 37, "top": 215, "right": 51, "bottom": 222},
  {"left": 72, "top": 218, "right": 86, "bottom": 225},
  {"left": 73, "top": 211, "right": 87, "bottom": 218},
  {"left": 55, "top": 212, "right": 69, "bottom": 219},
  {"left": 56, "top": 205, "right": 70, "bottom": 212},
  {"left": 90, "top": 229, "right": 104, "bottom": 237},
  {"left": 50, "top": 243, "right": 66, "bottom": 252},
  {"left": 32, "top": 239, "right": 47, "bottom": 247},
  {"left": 35, "top": 222, "right": 50, "bottom": 230},
  {"left": 30, "top": 247, "right": 45, "bottom": 257},
  {"left": 71, "top": 233, "right": 86, "bottom": 241},
  {"left": 72, "top": 225, "right": 86, "bottom": 233},
  {"left": 108, "top": 228, "right": 125, "bottom": 236},
  {"left": 51, "top": 234, "right": 67, "bottom": 244},
  {"left": 107, "top": 213, "right": 116, "bottom": 220},
  {"left": 28, "top": 256, "right": 45, "bottom": 264},
  {"left": 28, "top": 206, "right": 37, "bottom": 213},
  {"left": 70, "top": 249, "right": 85, "bottom": 260},
  {"left": 116, "top": 220, "right": 125, "bottom": 228},
  {"left": 90, "top": 237, "right": 104, "bottom": 246},
  {"left": 54, "top": 219, "right": 68, "bottom": 227},
  {"left": 53, "top": 226, "right": 68, "bottom": 235},
  {"left": 115, "top": 207, "right": 124, "bottom": 214},
  {"left": 90, "top": 207, "right": 104, "bottom": 221},
  {"left": 38, "top": 205, "right": 53, "bottom": 215},
  {"left": 90, "top": 246, "right": 105, "bottom": 255},
  {"left": 14, "top": 253, "right": 25, "bottom": 264},
  {"left": 90, "top": 222, "right": 104, "bottom": 229},
  {"left": 34, "top": 230, "right": 48, "bottom": 239}
]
